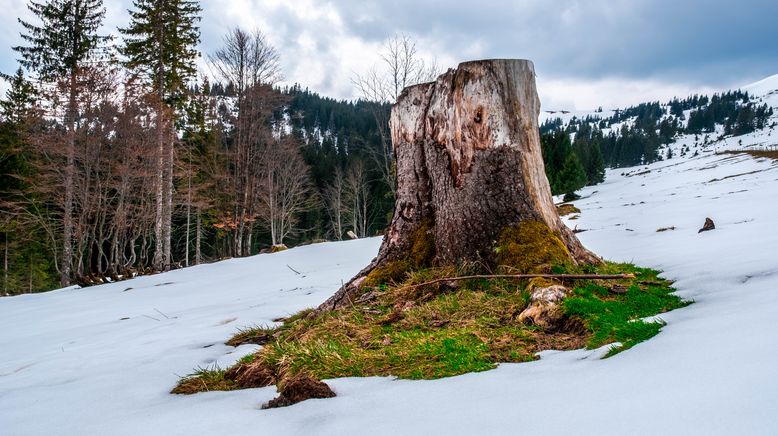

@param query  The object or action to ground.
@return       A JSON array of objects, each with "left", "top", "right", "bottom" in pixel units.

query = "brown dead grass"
[
  {"left": 557, "top": 203, "right": 581, "bottom": 217},
  {"left": 721, "top": 150, "right": 778, "bottom": 161}
]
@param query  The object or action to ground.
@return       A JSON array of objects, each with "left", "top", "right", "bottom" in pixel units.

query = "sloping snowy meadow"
[
  {"left": 2, "top": 145, "right": 777, "bottom": 435},
  {"left": 3, "top": 73, "right": 778, "bottom": 434}
]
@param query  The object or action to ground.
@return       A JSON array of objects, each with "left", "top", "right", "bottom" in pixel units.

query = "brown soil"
[
  {"left": 262, "top": 374, "right": 336, "bottom": 409},
  {"left": 226, "top": 362, "right": 276, "bottom": 388}
]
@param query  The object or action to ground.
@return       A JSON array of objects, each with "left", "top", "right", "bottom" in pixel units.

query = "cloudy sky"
[{"left": 1, "top": 0, "right": 777, "bottom": 110}]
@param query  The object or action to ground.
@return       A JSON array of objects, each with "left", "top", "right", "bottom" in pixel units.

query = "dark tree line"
[{"left": 1, "top": 1, "right": 774, "bottom": 296}]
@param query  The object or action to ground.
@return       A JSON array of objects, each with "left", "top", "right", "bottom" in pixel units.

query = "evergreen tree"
[
  {"left": 121, "top": 0, "right": 201, "bottom": 109},
  {"left": 1, "top": 67, "right": 57, "bottom": 295},
  {"left": 585, "top": 142, "right": 605, "bottom": 185},
  {"left": 14, "top": 0, "right": 108, "bottom": 286},
  {"left": 120, "top": 0, "right": 201, "bottom": 270},
  {"left": 0, "top": 68, "right": 37, "bottom": 124},
  {"left": 0, "top": 69, "right": 37, "bottom": 195},
  {"left": 558, "top": 153, "right": 587, "bottom": 199}
]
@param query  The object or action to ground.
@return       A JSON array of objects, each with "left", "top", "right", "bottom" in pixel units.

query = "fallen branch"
[
  {"left": 286, "top": 264, "right": 301, "bottom": 275},
  {"left": 395, "top": 273, "right": 635, "bottom": 293}
]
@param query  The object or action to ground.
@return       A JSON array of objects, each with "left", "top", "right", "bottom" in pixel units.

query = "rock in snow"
[{"left": 698, "top": 217, "right": 716, "bottom": 233}]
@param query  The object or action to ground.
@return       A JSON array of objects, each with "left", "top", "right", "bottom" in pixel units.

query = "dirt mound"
[{"left": 262, "top": 374, "right": 336, "bottom": 409}]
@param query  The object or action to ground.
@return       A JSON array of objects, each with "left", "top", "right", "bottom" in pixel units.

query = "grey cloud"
[
  {"left": 2, "top": 0, "right": 777, "bottom": 102},
  {"left": 326, "top": 0, "right": 778, "bottom": 86}
]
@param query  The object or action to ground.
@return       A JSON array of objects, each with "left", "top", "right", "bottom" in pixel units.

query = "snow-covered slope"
[
  {"left": 2, "top": 146, "right": 778, "bottom": 435},
  {"left": 743, "top": 73, "right": 778, "bottom": 101},
  {"left": 542, "top": 73, "right": 778, "bottom": 158},
  {"left": 4, "top": 73, "right": 778, "bottom": 434}
]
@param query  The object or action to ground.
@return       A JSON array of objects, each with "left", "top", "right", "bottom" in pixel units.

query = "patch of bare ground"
[{"left": 720, "top": 150, "right": 778, "bottom": 161}]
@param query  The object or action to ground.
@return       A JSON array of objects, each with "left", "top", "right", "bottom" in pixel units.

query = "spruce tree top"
[
  {"left": 0, "top": 68, "right": 37, "bottom": 124},
  {"left": 15, "top": 0, "right": 109, "bottom": 81},
  {"left": 120, "top": 0, "right": 202, "bottom": 108}
]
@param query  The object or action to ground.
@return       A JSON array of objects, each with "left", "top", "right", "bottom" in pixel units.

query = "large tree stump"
[{"left": 319, "top": 59, "right": 599, "bottom": 311}]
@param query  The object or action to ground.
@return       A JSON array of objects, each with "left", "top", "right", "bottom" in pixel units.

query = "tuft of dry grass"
[
  {"left": 172, "top": 367, "right": 238, "bottom": 394},
  {"left": 557, "top": 203, "right": 581, "bottom": 217},
  {"left": 225, "top": 325, "right": 277, "bottom": 347},
  {"left": 721, "top": 150, "right": 778, "bottom": 161}
]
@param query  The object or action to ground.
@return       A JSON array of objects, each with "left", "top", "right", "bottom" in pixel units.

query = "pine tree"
[
  {"left": 586, "top": 143, "right": 605, "bottom": 185},
  {"left": 14, "top": 0, "right": 108, "bottom": 286},
  {"left": 558, "top": 153, "right": 587, "bottom": 200},
  {"left": 120, "top": 0, "right": 201, "bottom": 271},
  {"left": 0, "top": 68, "right": 37, "bottom": 124},
  {"left": 121, "top": 0, "right": 201, "bottom": 109},
  {"left": 0, "top": 68, "right": 38, "bottom": 194}
]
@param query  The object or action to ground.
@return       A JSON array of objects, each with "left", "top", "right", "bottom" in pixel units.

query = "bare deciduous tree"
[
  {"left": 257, "top": 137, "right": 316, "bottom": 246},
  {"left": 344, "top": 159, "right": 371, "bottom": 238},
  {"left": 208, "top": 28, "right": 281, "bottom": 93},
  {"left": 323, "top": 166, "right": 346, "bottom": 240},
  {"left": 353, "top": 34, "right": 438, "bottom": 197},
  {"left": 209, "top": 28, "right": 285, "bottom": 256}
]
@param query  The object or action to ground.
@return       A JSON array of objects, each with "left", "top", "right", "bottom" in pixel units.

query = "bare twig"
[
  {"left": 286, "top": 264, "right": 301, "bottom": 275},
  {"left": 395, "top": 273, "right": 636, "bottom": 293},
  {"left": 154, "top": 308, "right": 172, "bottom": 320}
]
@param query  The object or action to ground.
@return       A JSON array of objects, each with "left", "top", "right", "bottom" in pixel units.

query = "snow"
[
  {"left": 3, "top": 84, "right": 778, "bottom": 435},
  {"left": 742, "top": 73, "right": 778, "bottom": 101},
  {"left": 3, "top": 150, "right": 778, "bottom": 435}
]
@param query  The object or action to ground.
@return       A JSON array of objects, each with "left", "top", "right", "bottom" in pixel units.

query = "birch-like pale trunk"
[{"left": 61, "top": 70, "right": 78, "bottom": 286}]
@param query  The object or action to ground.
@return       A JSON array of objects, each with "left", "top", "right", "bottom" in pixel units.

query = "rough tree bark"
[{"left": 318, "top": 59, "right": 599, "bottom": 311}]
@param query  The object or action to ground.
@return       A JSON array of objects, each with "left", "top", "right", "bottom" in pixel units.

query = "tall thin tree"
[
  {"left": 121, "top": 0, "right": 201, "bottom": 271},
  {"left": 14, "top": 0, "right": 109, "bottom": 286}
]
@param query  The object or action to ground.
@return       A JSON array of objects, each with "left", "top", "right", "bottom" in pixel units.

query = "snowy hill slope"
[
  {"left": 2, "top": 144, "right": 778, "bottom": 435},
  {"left": 542, "top": 73, "right": 778, "bottom": 159}
]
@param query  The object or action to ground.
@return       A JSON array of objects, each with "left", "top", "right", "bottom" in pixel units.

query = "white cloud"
[{"left": 537, "top": 76, "right": 720, "bottom": 111}]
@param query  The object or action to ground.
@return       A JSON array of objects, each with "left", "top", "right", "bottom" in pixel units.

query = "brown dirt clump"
[
  {"left": 698, "top": 217, "right": 715, "bottom": 233},
  {"left": 227, "top": 361, "right": 277, "bottom": 388},
  {"left": 262, "top": 374, "right": 336, "bottom": 409}
]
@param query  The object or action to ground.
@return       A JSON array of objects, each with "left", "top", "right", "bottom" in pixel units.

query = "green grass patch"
[
  {"left": 561, "top": 264, "right": 691, "bottom": 356},
  {"left": 175, "top": 261, "right": 689, "bottom": 394}
]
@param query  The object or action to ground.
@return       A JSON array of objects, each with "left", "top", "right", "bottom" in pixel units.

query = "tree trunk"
[
  {"left": 152, "top": 102, "right": 166, "bottom": 271},
  {"left": 163, "top": 128, "right": 174, "bottom": 269},
  {"left": 61, "top": 70, "right": 78, "bottom": 287},
  {"left": 318, "top": 59, "right": 599, "bottom": 311},
  {"left": 3, "top": 234, "right": 8, "bottom": 296},
  {"left": 195, "top": 208, "right": 202, "bottom": 265}
]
